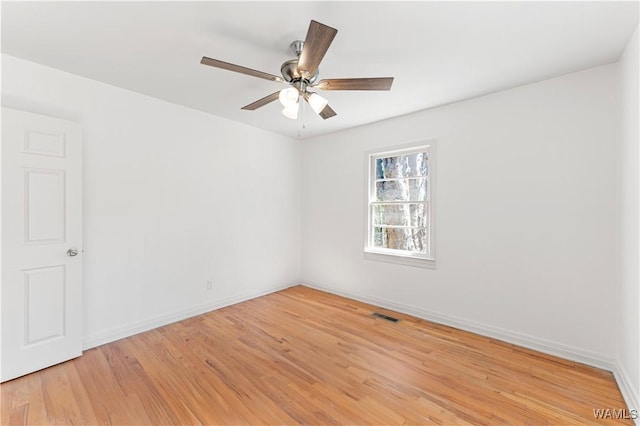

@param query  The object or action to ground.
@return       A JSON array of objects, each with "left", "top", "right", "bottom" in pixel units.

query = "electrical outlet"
[{"left": 206, "top": 279, "right": 213, "bottom": 290}]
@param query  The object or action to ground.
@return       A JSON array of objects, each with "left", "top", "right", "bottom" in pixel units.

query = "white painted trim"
[
  {"left": 82, "top": 280, "right": 299, "bottom": 350},
  {"left": 363, "top": 251, "right": 436, "bottom": 269},
  {"left": 301, "top": 280, "right": 616, "bottom": 372},
  {"left": 613, "top": 361, "right": 640, "bottom": 425}
]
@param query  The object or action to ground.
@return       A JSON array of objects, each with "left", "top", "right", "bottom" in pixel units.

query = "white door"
[{"left": 1, "top": 107, "right": 83, "bottom": 382}]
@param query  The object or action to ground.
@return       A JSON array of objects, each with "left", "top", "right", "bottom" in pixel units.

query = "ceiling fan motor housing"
[{"left": 281, "top": 40, "right": 320, "bottom": 86}]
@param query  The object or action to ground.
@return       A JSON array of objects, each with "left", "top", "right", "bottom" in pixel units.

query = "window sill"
[{"left": 363, "top": 250, "right": 436, "bottom": 270}]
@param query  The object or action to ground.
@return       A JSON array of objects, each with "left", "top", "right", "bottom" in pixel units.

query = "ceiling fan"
[{"left": 200, "top": 20, "right": 394, "bottom": 120}]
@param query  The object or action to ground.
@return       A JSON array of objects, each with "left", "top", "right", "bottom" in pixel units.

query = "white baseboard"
[
  {"left": 301, "top": 280, "right": 616, "bottom": 372},
  {"left": 82, "top": 280, "right": 298, "bottom": 350},
  {"left": 613, "top": 362, "right": 640, "bottom": 425}
]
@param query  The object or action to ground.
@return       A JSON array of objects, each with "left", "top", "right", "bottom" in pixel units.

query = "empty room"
[{"left": 1, "top": 1, "right": 639, "bottom": 424}]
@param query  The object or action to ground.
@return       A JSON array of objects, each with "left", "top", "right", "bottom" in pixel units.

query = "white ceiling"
[{"left": 2, "top": 1, "right": 638, "bottom": 139}]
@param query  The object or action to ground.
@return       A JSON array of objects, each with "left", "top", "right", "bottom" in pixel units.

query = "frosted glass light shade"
[
  {"left": 282, "top": 103, "right": 299, "bottom": 119},
  {"left": 279, "top": 87, "right": 299, "bottom": 107},
  {"left": 307, "top": 93, "right": 328, "bottom": 114}
]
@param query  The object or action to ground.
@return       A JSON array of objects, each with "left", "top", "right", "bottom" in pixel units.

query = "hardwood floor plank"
[
  {"left": 61, "top": 362, "right": 100, "bottom": 425},
  {"left": 100, "top": 340, "right": 181, "bottom": 425},
  {"left": 40, "top": 364, "right": 85, "bottom": 425},
  {"left": 121, "top": 331, "right": 212, "bottom": 425},
  {"left": 157, "top": 322, "right": 297, "bottom": 425},
  {"left": 0, "top": 285, "right": 632, "bottom": 425},
  {"left": 7, "top": 402, "right": 29, "bottom": 426},
  {"left": 1, "top": 368, "right": 48, "bottom": 425},
  {"left": 73, "top": 346, "right": 153, "bottom": 425}
]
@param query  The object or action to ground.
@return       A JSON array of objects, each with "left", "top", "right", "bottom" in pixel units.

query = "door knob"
[{"left": 67, "top": 247, "right": 79, "bottom": 257}]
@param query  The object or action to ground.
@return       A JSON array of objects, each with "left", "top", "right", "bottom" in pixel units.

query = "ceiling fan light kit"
[
  {"left": 307, "top": 93, "right": 328, "bottom": 114},
  {"left": 282, "top": 103, "right": 300, "bottom": 120},
  {"left": 279, "top": 87, "right": 299, "bottom": 107},
  {"left": 200, "top": 20, "right": 394, "bottom": 122}
]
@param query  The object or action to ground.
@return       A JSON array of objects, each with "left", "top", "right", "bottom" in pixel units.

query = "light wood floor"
[{"left": 1, "top": 285, "right": 632, "bottom": 425}]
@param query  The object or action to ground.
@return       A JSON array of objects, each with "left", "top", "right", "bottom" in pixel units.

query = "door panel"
[
  {"left": 1, "top": 107, "right": 83, "bottom": 382},
  {"left": 23, "top": 129, "right": 66, "bottom": 157},
  {"left": 25, "top": 169, "right": 66, "bottom": 243},
  {"left": 24, "top": 265, "right": 66, "bottom": 344}
]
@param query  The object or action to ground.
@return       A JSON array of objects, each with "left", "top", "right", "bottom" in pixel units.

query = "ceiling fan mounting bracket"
[{"left": 289, "top": 40, "right": 305, "bottom": 57}]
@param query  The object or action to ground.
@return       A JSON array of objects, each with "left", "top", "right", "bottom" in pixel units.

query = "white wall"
[
  {"left": 2, "top": 45, "right": 634, "bottom": 403},
  {"left": 619, "top": 25, "right": 640, "bottom": 411},
  {"left": 1, "top": 54, "right": 300, "bottom": 347},
  {"left": 301, "top": 63, "right": 621, "bottom": 367}
]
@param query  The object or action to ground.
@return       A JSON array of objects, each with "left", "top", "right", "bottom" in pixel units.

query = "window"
[{"left": 365, "top": 142, "right": 435, "bottom": 268}]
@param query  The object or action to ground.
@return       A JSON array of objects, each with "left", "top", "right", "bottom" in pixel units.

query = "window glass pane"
[
  {"left": 369, "top": 145, "right": 433, "bottom": 258},
  {"left": 373, "top": 227, "right": 428, "bottom": 254},
  {"left": 373, "top": 204, "right": 427, "bottom": 227},
  {"left": 375, "top": 178, "right": 428, "bottom": 201},
  {"left": 376, "top": 152, "right": 428, "bottom": 179}
]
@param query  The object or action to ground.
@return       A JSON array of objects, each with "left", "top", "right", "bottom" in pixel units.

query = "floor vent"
[{"left": 372, "top": 312, "right": 400, "bottom": 323}]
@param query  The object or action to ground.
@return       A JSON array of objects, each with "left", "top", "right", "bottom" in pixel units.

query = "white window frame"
[{"left": 364, "top": 140, "right": 436, "bottom": 269}]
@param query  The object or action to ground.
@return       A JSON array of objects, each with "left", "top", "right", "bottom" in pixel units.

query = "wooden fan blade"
[
  {"left": 241, "top": 91, "right": 281, "bottom": 110},
  {"left": 201, "top": 57, "right": 283, "bottom": 83},
  {"left": 315, "top": 77, "right": 394, "bottom": 91},
  {"left": 319, "top": 104, "right": 337, "bottom": 120},
  {"left": 297, "top": 20, "right": 338, "bottom": 79}
]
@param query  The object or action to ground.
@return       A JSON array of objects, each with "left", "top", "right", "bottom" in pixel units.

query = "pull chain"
[
  {"left": 297, "top": 96, "right": 306, "bottom": 138},
  {"left": 301, "top": 97, "right": 306, "bottom": 130}
]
